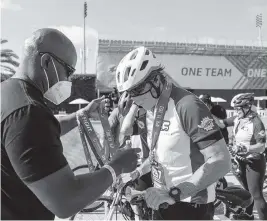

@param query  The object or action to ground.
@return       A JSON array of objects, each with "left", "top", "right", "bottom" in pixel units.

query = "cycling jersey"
[
  {"left": 223, "top": 112, "right": 267, "bottom": 220},
  {"left": 144, "top": 86, "right": 223, "bottom": 204},
  {"left": 224, "top": 112, "right": 266, "bottom": 153}
]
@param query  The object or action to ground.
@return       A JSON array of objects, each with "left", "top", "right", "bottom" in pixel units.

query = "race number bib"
[{"left": 151, "top": 162, "right": 166, "bottom": 187}]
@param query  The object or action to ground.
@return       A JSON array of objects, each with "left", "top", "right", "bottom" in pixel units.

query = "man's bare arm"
[
  {"left": 56, "top": 98, "right": 104, "bottom": 137},
  {"left": 27, "top": 148, "right": 139, "bottom": 219},
  {"left": 28, "top": 165, "right": 113, "bottom": 218},
  {"left": 176, "top": 139, "right": 231, "bottom": 200},
  {"left": 247, "top": 142, "right": 265, "bottom": 153}
]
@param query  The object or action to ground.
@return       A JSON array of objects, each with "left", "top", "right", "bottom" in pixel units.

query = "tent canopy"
[
  {"left": 69, "top": 98, "right": 89, "bottom": 104},
  {"left": 254, "top": 96, "right": 267, "bottom": 101},
  {"left": 211, "top": 97, "right": 227, "bottom": 103}
]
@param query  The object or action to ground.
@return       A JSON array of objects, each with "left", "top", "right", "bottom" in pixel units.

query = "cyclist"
[
  {"left": 115, "top": 46, "right": 231, "bottom": 220},
  {"left": 199, "top": 94, "right": 229, "bottom": 144},
  {"left": 215, "top": 93, "right": 267, "bottom": 220},
  {"left": 106, "top": 92, "right": 152, "bottom": 220}
]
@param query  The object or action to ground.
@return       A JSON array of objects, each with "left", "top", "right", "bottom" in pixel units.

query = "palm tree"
[{"left": 1, "top": 39, "right": 19, "bottom": 81}]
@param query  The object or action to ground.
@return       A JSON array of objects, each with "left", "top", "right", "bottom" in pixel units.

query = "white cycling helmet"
[
  {"left": 230, "top": 93, "right": 254, "bottom": 108},
  {"left": 116, "top": 46, "right": 161, "bottom": 93}
]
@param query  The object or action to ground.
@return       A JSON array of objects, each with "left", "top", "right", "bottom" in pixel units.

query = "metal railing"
[{"left": 226, "top": 110, "right": 267, "bottom": 118}]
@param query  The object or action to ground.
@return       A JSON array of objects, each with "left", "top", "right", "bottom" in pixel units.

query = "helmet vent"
[
  {"left": 131, "top": 68, "right": 136, "bottom": 76},
  {"left": 140, "top": 60, "right": 148, "bottom": 71},
  {"left": 153, "top": 53, "right": 156, "bottom": 58},
  {"left": 145, "top": 49, "right": 150, "bottom": 55},
  {"left": 124, "top": 67, "right": 131, "bottom": 82},
  {"left": 130, "top": 51, "right": 138, "bottom": 60}
]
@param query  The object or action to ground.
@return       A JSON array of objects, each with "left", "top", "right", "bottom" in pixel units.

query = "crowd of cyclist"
[{"left": 105, "top": 69, "right": 267, "bottom": 220}]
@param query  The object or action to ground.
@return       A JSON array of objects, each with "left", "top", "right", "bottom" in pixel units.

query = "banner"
[{"left": 97, "top": 52, "right": 267, "bottom": 90}]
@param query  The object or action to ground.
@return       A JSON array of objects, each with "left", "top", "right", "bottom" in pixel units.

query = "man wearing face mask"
[
  {"left": 115, "top": 46, "right": 231, "bottom": 220},
  {"left": 1, "top": 28, "right": 140, "bottom": 220}
]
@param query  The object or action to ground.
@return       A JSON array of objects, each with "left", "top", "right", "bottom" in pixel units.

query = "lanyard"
[
  {"left": 98, "top": 104, "right": 117, "bottom": 159},
  {"left": 76, "top": 114, "right": 96, "bottom": 172},
  {"left": 150, "top": 81, "right": 172, "bottom": 163},
  {"left": 76, "top": 111, "right": 107, "bottom": 167},
  {"left": 76, "top": 97, "right": 120, "bottom": 168}
]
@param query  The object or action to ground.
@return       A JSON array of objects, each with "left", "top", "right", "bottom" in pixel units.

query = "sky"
[{"left": 1, "top": 0, "right": 267, "bottom": 74}]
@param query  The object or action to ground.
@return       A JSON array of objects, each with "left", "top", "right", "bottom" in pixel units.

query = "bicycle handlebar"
[
  {"left": 228, "top": 145, "right": 253, "bottom": 164},
  {"left": 122, "top": 182, "right": 170, "bottom": 210},
  {"left": 130, "top": 194, "right": 169, "bottom": 209}
]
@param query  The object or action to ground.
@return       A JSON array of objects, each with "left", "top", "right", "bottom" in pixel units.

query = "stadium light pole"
[
  {"left": 256, "top": 14, "right": 263, "bottom": 47},
  {"left": 83, "top": 1, "right": 87, "bottom": 74}
]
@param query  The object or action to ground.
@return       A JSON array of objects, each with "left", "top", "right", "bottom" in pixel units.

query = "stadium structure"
[{"left": 96, "top": 39, "right": 267, "bottom": 110}]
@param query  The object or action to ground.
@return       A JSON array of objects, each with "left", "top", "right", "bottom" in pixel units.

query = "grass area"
[{"left": 61, "top": 118, "right": 267, "bottom": 169}]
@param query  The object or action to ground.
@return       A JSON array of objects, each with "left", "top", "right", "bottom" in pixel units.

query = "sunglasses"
[
  {"left": 39, "top": 52, "right": 75, "bottom": 77},
  {"left": 128, "top": 82, "right": 153, "bottom": 97}
]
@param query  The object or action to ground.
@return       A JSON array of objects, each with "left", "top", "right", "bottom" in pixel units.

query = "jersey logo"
[
  {"left": 161, "top": 120, "right": 170, "bottom": 131},
  {"left": 258, "top": 130, "right": 266, "bottom": 137},
  {"left": 137, "top": 120, "right": 145, "bottom": 129},
  {"left": 198, "top": 117, "right": 214, "bottom": 131}
]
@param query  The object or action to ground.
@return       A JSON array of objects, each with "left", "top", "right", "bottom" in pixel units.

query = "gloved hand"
[
  {"left": 233, "top": 143, "right": 249, "bottom": 155},
  {"left": 144, "top": 187, "right": 175, "bottom": 210}
]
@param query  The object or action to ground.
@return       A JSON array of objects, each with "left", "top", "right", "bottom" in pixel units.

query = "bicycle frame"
[
  {"left": 105, "top": 190, "right": 122, "bottom": 220},
  {"left": 104, "top": 182, "right": 150, "bottom": 221}
]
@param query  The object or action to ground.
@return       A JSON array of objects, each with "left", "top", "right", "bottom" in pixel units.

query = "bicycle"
[
  {"left": 70, "top": 178, "right": 169, "bottom": 220},
  {"left": 71, "top": 164, "right": 253, "bottom": 220},
  {"left": 214, "top": 177, "right": 228, "bottom": 208},
  {"left": 72, "top": 163, "right": 227, "bottom": 210}
]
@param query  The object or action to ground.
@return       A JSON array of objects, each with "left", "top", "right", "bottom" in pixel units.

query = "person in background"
[
  {"left": 215, "top": 93, "right": 267, "bottom": 220},
  {"left": 199, "top": 94, "right": 229, "bottom": 144},
  {"left": 1, "top": 28, "right": 140, "bottom": 220}
]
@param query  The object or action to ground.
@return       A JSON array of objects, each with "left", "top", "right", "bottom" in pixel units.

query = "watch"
[{"left": 169, "top": 187, "right": 181, "bottom": 202}]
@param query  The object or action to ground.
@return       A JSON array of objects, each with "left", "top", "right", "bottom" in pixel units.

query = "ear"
[{"left": 40, "top": 53, "right": 51, "bottom": 70}]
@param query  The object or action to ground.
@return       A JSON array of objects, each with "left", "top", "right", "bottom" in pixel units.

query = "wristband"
[
  {"left": 103, "top": 165, "right": 117, "bottom": 186},
  {"left": 76, "top": 108, "right": 84, "bottom": 117}
]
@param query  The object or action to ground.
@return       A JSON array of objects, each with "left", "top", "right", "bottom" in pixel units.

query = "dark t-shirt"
[
  {"left": 211, "top": 104, "right": 229, "bottom": 144},
  {"left": 1, "top": 78, "right": 68, "bottom": 220}
]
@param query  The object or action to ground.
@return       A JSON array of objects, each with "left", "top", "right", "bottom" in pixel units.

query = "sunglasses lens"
[{"left": 129, "top": 82, "right": 152, "bottom": 97}]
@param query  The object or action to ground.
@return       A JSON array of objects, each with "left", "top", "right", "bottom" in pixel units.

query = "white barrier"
[
  {"left": 226, "top": 109, "right": 267, "bottom": 118},
  {"left": 55, "top": 110, "right": 267, "bottom": 120}
]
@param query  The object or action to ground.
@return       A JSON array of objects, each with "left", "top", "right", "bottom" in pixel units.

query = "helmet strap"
[
  {"left": 241, "top": 106, "right": 251, "bottom": 118},
  {"left": 148, "top": 74, "right": 165, "bottom": 99},
  {"left": 149, "top": 83, "right": 161, "bottom": 99}
]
